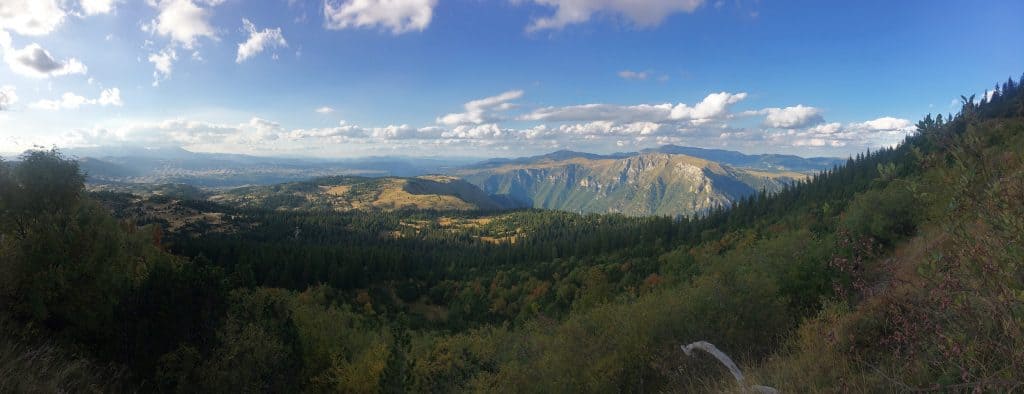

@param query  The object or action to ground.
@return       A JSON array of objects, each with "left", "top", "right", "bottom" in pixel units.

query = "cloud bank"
[{"left": 55, "top": 87, "right": 915, "bottom": 157}]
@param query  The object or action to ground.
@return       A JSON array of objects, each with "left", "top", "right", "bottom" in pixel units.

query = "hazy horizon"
[{"left": 0, "top": 141, "right": 860, "bottom": 162}]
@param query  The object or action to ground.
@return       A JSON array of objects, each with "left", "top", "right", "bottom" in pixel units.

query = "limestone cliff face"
[{"left": 459, "top": 153, "right": 803, "bottom": 217}]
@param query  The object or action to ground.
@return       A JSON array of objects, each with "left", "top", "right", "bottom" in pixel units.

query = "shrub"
[{"left": 841, "top": 181, "right": 921, "bottom": 247}]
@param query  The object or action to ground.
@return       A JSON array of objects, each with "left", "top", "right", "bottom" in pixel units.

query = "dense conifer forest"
[{"left": 2, "top": 75, "right": 1023, "bottom": 392}]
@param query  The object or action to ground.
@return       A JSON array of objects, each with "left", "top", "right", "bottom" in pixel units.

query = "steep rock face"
[{"left": 460, "top": 153, "right": 802, "bottom": 216}]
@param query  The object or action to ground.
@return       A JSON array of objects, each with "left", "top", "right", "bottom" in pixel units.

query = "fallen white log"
[{"left": 681, "top": 341, "right": 779, "bottom": 394}]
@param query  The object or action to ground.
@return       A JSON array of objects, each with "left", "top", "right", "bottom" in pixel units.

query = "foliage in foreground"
[{"left": 0, "top": 74, "right": 1022, "bottom": 392}]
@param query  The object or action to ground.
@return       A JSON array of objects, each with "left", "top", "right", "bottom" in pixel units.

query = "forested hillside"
[{"left": 1, "top": 75, "right": 1022, "bottom": 392}]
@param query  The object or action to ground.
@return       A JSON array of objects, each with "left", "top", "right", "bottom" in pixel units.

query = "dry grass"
[
  {"left": 478, "top": 235, "right": 517, "bottom": 245},
  {"left": 416, "top": 175, "right": 461, "bottom": 183},
  {"left": 391, "top": 215, "right": 512, "bottom": 242},
  {"left": 322, "top": 184, "right": 352, "bottom": 196},
  {"left": 321, "top": 179, "right": 481, "bottom": 211},
  {"left": 740, "top": 168, "right": 809, "bottom": 180},
  {"left": 373, "top": 180, "right": 476, "bottom": 211},
  {"left": 149, "top": 201, "right": 231, "bottom": 233},
  {"left": 437, "top": 216, "right": 495, "bottom": 228},
  {"left": 0, "top": 318, "right": 124, "bottom": 393}
]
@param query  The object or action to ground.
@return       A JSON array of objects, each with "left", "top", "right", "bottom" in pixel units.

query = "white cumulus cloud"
[
  {"left": 30, "top": 88, "right": 123, "bottom": 110},
  {"left": 525, "top": 0, "right": 705, "bottom": 32},
  {"left": 668, "top": 92, "right": 747, "bottom": 122},
  {"left": 245, "top": 117, "right": 283, "bottom": 141},
  {"left": 0, "top": 0, "right": 66, "bottom": 36},
  {"left": 2, "top": 40, "right": 87, "bottom": 78},
  {"left": 144, "top": 0, "right": 221, "bottom": 48},
  {"left": 288, "top": 121, "right": 367, "bottom": 140},
  {"left": 236, "top": 19, "right": 287, "bottom": 63},
  {"left": 762, "top": 116, "right": 915, "bottom": 149},
  {"left": 554, "top": 121, "right": 666, "bottom": 137},
  {"left": 805, "top": 122, "right": 841, "bottom": 135},
  {"left": 523, "top": 91, "right": 746, "bottom": 125},
  {"left": 323, "top": 0, "right": 436, "bottom": 34},
  {"left": 148, "top": 48, "right": 177, "bottom": 86},
  {"left": 442, "top": 123, "right": 508, "bottom": 139},
  {"left": 97, "top": 87, "right": 123, "bottom": 106},
  {"left": 370, "top": 124, "right": 420, "bottom": 139},
  {"left": 31, "top": 92, "right": 89, "bottom": 110},
  {"left": 438, "top": 90, "right": 523, "bottom": 126},
  {"left": 853, "top": 116, "right": 913, "bottom": 131},
  {"left": 0, "top": 85, "right": 17, "bottom": 110},
  {"left": 315, "top": 106, "right": 335, "bottom": 114},
  {"left": 80, "top": 0, "right": 119, "bottom": 15},
  {"left": 748, "top": 105, "right": 825, "bottom": 129}
]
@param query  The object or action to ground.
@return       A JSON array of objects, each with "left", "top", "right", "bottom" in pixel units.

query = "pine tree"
[{"left": 379, "top": 321, "right": 414, "bottom": 393}]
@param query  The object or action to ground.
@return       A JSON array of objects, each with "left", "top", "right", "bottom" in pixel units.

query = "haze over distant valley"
[{"left": 72, "top": 143, "right": 844, "bottom": 216}]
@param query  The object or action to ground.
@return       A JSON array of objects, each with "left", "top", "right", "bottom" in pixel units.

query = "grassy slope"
[
  {"left": 705, "top": 118, "right": 1024, "bottom": 392},
  {"left": 0, "top": 320, "right": 124, "bottom": 393},
  {"left": 404, "top": 105, "right": 1023, "bottom": 392}
]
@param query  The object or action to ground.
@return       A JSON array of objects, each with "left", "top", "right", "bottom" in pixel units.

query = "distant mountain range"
[
  {"left": 68, "top": 145, "right": 476, "bottom": 187},
  {"left": 469, "top": 145, "right": 843, "bottom": 173},
  {"left": 70, "top": 144, "right": 843, "bottom": 216}
]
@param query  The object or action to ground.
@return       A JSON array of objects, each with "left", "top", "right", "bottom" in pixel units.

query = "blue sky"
[{"left": 0, "top": 0, "right": 1022, "bottom": 158}]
